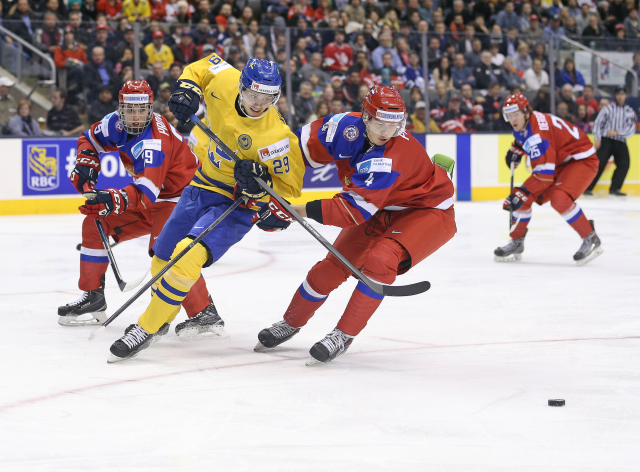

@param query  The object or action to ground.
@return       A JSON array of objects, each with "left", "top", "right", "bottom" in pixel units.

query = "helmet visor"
[
  {"left": 366, "top": 117, "right": 405, "bottom": 138},
  {"left": 242, "top": 89, "right": 275, "bottom": 107}
]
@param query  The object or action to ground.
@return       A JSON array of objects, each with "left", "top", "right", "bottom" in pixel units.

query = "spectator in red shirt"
[
  {"left": 323, "top": 30, "right": 353, "bottom": 73},
  {"left": 576, "top": 84, "right": 599, "bottom": 118},
  {"left": 96, "top": 0, "right": 122, "bottom": 20},
  {"left": 172, "top": 29, "right": 197, "bottom": 64}
]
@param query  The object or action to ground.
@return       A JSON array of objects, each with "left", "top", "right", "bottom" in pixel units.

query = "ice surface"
[{"left": 0, "top": 198, "right": 639, "bottom": 471}]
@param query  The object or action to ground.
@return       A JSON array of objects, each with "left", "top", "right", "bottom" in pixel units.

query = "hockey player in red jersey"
[
  {"left": 494, "top": 93, "right": 603, "bottom": 265},
  {"left": 253, "top": 85, "right": 457, "bottom": 364},
  {"left": 58, "top": 80, "right": 220, "bottom": 334}
]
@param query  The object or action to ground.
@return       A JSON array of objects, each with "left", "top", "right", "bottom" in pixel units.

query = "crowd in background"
[{"left": 2, "top": 0, "right": 640, "bottom": 136}]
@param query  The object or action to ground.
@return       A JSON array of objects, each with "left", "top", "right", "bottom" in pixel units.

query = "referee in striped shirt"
[{"left": 586, "top": 86, "right": 637, "bottom": 197}]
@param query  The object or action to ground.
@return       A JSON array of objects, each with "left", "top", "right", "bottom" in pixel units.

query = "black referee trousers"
[{"left": 587, "top": 137, "right": 630, "bottom": 193}]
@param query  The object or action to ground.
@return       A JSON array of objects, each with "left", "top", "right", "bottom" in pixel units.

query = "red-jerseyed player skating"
[
  {"left": 252, "top": 85, "right": 457, "bottom": 365},
  {"left": 58, "top": 81, "right": 222, "bottom": 337},
  {"left": 495, "top": 93, "right": 603, "bottom": 265}
]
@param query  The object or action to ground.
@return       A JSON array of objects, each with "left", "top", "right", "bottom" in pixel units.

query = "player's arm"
[{"left": 505, "top": 140, "right": 526, "bottom": 168}]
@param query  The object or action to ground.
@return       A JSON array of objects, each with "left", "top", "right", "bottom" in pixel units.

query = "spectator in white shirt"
[{"left": 523, "top": 57, "right": 549, "bottom": 91}]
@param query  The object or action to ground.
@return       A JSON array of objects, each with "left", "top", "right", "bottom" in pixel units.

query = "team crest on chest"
[
  {"left": 344, "top": 175, "right": 352, "bottom": 186},
  {"left": 115, "top": 120, "right": 123, "bottom": 132},
  {"left": 238, "top": 134, "right": 252, "bottom": 150},
  {"left": 343, "top": 125, "right": 359, "bottom": 142}
]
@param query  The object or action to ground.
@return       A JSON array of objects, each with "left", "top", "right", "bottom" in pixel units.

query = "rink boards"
[{"left": 0, "top": 133, "right": 638, "bottom": 215}]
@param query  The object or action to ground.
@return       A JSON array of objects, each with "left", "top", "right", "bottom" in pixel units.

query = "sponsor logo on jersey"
[
  {"left": 26, "top": 145, "right": 59, "bottom": 191},
  {"left": 131, "top": 139, "right": 162, "bottom": 160},
  {"left": 375, "top": 110, "right": 405, "bottom": 121},
  {"left": 238, "top": 134, "right": 252, "bottom": 150},
  {"left": 257, "top": 137, "right": 290, "bottom": 162},
  {"left": 122, "top": 94, "right": 150, "bottom": 103},
  {"left": 343, "top": 125, "right": 360, "bottom": 142},
  {"left": 325, "top": 113, "right": 347, "bottom": 142},
  {"left": 356, "top": 157, "right": 392, "bottom": 173}
]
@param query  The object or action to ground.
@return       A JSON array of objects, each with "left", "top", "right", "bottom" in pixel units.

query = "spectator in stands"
[
  {"left": 323, "top": 30, "right": 353, "bottom": 73},
  {"left": 518, "top": 2, "right": 532, "bottom": 31},
  {"left": 582, "top": 13, "right": 603, "bottom": 40},
  {"left": 87, "top": 84, "right": 117, "bottom": 124},
  {"left": 560, "top": 58, "right": 585, "bottom": 93},
  {"left": 407, "top": 100, "right": 429, "bottom": 132},
  {"left": 344, "top": 0, "right": 366, "bottom": 24},
  {"left": 192, "top": 0, "right": 214, "bottom": 24},
  {"left": 523, "top": 14, "right": 543, "bottom": 39},
  {"left": 45, "top": 88, "right": 83, "bottom": 136},
  {"left": 564, "top": 15, "right": 580, "bottom": 39},
  {"left": 145, "top": 30, "right": 174, "bottom": 69},
  {"left": 300, "top": 52, "right": 330, "bottom": 85},
  {"left": 501, "top": 27, "right": 520, "bottom": 59},
  {"left": 576, "top": 84, "right": 599, "bottom": 117},
  {"left": 97, "top": 0, "right": 123, "bottom": 20},
  {"left": 293, "top": 81, "right": 315, "bottom": 124},
  {"left": 371, "top": 33, "right": 403, "bottom": 71},
  {"left": 7, "top": 100, "right": 41, "bottom": 137},
  {"left": 464, "top": 38, "right": 483, "bottom": 69},
  {"left": 531, "top": 42, "right": 548, "bottom": 70},
  {"left": 575, "top": 4, "right": 591, "bottom": 34},
  {"left": 7, "top": 0, "right": 36, "bottom": 44},
  {"left": 489, "top": 42, "right": 505, "bottom": 67},
  {"left": 122, "top": 0, "right": 151, "bottom": 22},
  {"left": 145, "top": 61, "right": 165, "bottom": 96},
  {"left": 466, "top": 104, "right": 490, "bottom": 131},
  {"left": 531, "top": 85, "right": 551, "bottom": 113},
  {"left": 116, "top": 26, "right": 146, "bottom": 67},
  {"left": 624, "top": 7, "right": 640, "bottom": 39},
  {"left": 431, "top": 80, "right": 449, "bottom": 111},
  {"left": 165, "top": 62, "right": 182, "bottom": 91},
  {"left": 54, "top": 28, "right": 87, "bottom": 100},
  {"left": 275, "top": 94, "right": 298, "bottom": 130},
  {"left": 0, "top": 77, "right": 17, "bottom": 133},
  {"left": 427, "top": 36, "right": 442, "bottom": 69},
  {"left": 433, "top": 56, "right": 454, "bottom": 91},
  {"left": 575, "top": 103, "right": 593, "bottom": 133},
  {"left": 556, "top": 101, "right": 573, "bottom": 123},
  {"left": 523, "top": 57, "right": 549, "bottom": 91},
  {"left": 342, "top": 68, "right": 362, "bottom": 109},
  {"left": 172, "top": 29, "right": 197, "bottom": 64},
  {"left": 474, "top": 51, "right": 503, "bottom": 90},
  {"left": 451, "top": 53, "right": 476, "bottom": 90},
  {"left": 625, "top": 52, "right": 640, "bottom": 93},
  {"left": 459, "top": 83, "right": 475, "bottom": 114},
  {"left": 483, "top": 81, "right": 506, "bottom": 129},
  {"left": 34, "top": 12, "right": 63, "bottom": 56},
  {"left": 329, "top": 97, "right": 344, "bottom": 115},
  {"left": 440, "top": 93, "right": 467, "bottom": 133},
  {"left": 501, "top": 57, "right": 524, "bottom": 91},
  {"left": 151, "top": 82, "right": 170, "bottom": 114},
  {"left": 306, "top": 100, "right": 329, "bottom": 124},
  {"left": 559, "top": 84, "right": 578, "bottom": 120},
  {"left": 402, "top": 50, "right": 427, "bottom": 90},
  {"left": 512, "top": 42, "right": 532, "bottom": 73},
  {"left": 89, "top": 24, "right": 118, "bottom": 65},
  {"left": 84, "top": 46, "right": 120, "bottom": 103},
  {"left": 496, "top": 1, "right": 521, "bottom": 31},
  {"left": 378, "top": 52, "right": 404, "bottom": 88},
  {"left": 67, "top": 11, "right": 91, "bottom": 46}
]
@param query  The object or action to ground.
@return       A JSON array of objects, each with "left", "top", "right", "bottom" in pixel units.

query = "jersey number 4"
[{"left": 551, "top": 115, "right": 580, "bottom": 140}]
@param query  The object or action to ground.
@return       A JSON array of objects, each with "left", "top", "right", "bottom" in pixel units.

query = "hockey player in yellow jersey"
[{"left": 107, "top": 56, "right": 305, "bottom": 363}]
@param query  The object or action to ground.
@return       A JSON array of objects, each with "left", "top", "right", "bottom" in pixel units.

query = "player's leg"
[
  {"left": 308, "top": 208, "right": 456, "bottom": 364},
  {"left": 609, "top": 140, "right": 630, "bottom": 196},
  {"left": 256, "top": 223, "right": 378, "bottom": 351},
  {"left": 550, "top": 157, "right": 603, "bottom": 264},
  {"left": 58, "top": 211, "right": 149, "bottom": 326},
  {"left": 494, "top": 202, "right": 535, "bottom": 262}
]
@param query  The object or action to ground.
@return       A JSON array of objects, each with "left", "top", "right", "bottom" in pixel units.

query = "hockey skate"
[
  {"left": 124, "top": 322, "right": 170, "bottom": 345},
  {"left": 254, "top": 320, "right": 300, "bottom": 352},
  {"left": 573, "top": 221, "right": 603, "bottom": 266},
  {"left": 306, "top": 328, "right": 354, "bottom": 366},
  {"left": 175, "top": 303, "right": 225, "bottom": 341},
  {"left": 494, "top": 233, "right": 526, "bottom": 262},
  {"left": 107, "top": 323, "right": 154, "bottom": 363},
  {"left": 58, "top": 288, "right": 107, "bottom": 326}
]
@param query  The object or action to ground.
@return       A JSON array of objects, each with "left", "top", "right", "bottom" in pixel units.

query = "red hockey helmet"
[
  {"left": 502, "top": 93, "right": 530, "bottom": 122},
  {"left": 362, "top": 85, "right": 407, "bottom": 138},
  {"left": 118, "top": 80, "right": 154, "bottom": 135}
]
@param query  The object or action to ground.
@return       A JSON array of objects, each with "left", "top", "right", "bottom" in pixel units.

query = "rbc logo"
[{"left": 27, "top": 145, "right": 59, "bottom": 191}]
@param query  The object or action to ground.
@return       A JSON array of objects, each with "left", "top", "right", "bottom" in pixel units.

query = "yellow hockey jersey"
[{"left": 179, "top": 53, "right": 304, "bottom": 205}]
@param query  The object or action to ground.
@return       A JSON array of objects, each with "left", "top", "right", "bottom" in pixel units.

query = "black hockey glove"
[
  {"left": 70, "top": 149, "right": 100, "bottom": 194},
  {"left": 251, "top": 198, "right": 294, "bottom": 232},
  {"left": 79, "top": 188, "right": 129, "bottom": 219},
  {"left": 168, "top": 80, "right": 201, "bottom": 125},
  {"left": 503, "top": 186, "right": 531, "bottom": 212},
  {"left": 233, "top": 159, "right": 273, "bottom": 199},
  {"left": 505, "top": 141, "right": 526, "bottom": 168}
]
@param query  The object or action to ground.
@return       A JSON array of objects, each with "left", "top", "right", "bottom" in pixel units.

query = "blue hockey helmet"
[{"left": 238, "top": 58, "right": 282, "bottom": 112}]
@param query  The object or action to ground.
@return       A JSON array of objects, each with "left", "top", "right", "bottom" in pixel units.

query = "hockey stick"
[
  {"left": 95, "top": 219, "right": 149, "bottom": 292},
  {"left": 191, "top": 115, "right": 430, "bottom": 298},
  {"left": 508, "top": 160, "right": 515, "bottom": 232},
  {"left": 88, "top": 198, "right": 243, "bottom": 341}
]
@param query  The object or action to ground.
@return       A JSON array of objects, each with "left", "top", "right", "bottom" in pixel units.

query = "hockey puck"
[{"left": 548, "top": 399, "right": 565, "bottom": 407}]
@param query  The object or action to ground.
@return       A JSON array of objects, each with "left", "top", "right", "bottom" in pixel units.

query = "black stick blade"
[{"left": 382, "top": 281, "right": 431, "bottom": 297}]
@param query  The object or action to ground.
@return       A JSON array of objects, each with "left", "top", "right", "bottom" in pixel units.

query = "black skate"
[
  {"left": 58, "top": 288, "right": 107, "bottom": 326},
  {"left": 306, "top": 328, "right": 354, "bottom": 366},
  {"left": 494, "top": 233, "right": 526, "bottom": 262},
  {"left": 254, "top": 320, "right": 300, "bottom": 352},
  {"left": 107, "top": 323, "right": 152, "bottom": 363},
  {"left": 124, "top": 322, "right": 170, "bottom": 345},
  {"left": 573, "top": 220, "right": 603, "bottom": 266},
  {"left": 175, "top": 303, "right": 225, "bottom": 341}
]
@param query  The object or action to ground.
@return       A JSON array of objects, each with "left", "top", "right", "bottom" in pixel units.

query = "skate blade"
[
  {"left": 253, "top": 342, "right": 273, "bottom": 352},
  {"left": 494, "top": 254, "right": 522, "bottom": 263},
  {"left": 305, "top": 356, "right": 324, "bottom": 366},
  {"left": 177, "top": 326, "right": 226, "bottom": 342},
  {"left": 58, "top": 311, "right": 107, "bottom": 327},
  {"left": 576, "top": 246, "right": 604, "bottom": 266}
]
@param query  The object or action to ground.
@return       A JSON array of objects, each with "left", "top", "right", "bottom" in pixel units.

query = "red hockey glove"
[
  {"left": 251, "top": 198, "right": 294, "bottom": 232},
  {"left": 503, "top": 186, "right": 531, "bottom": 212},
  {"left": 70, "top": 149, "right": 100, "bottom": 193},
  {"left": 79, "top": 188, "right": 129, "bottom": 219},
  {"left": 505, "top": 141, "right": 526, "bottom": 168}
]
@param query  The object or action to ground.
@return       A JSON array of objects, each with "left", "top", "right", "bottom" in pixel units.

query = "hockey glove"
[
  {"left": 251, "top": 198, "right": 294, "bottom": 232},
  {"left": 70, "top": 149, "right": 100, "bottom": 193},
  {"left": 503, "top": 186, "right": 531, "bottom": 212},
  {"left": 168, "top": 80, "right": 201, "bottom": 124},
  {"left": 79, "top": 188, "right": 129, "bottom": 219},
  {"left": 505, "top": 141, "right": 526, "bottom": 168},
  {"left": 233, "top": 159, "right": 273, "bottom": 199}
]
